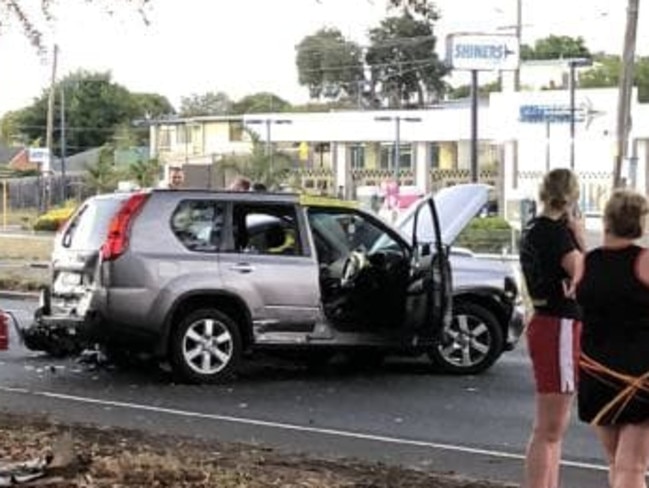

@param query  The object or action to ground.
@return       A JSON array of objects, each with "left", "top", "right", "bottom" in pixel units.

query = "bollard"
[{"left": 0, "top": 310, "right": 8, "bottom": 350}]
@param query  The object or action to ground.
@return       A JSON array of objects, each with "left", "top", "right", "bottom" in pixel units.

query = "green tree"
[
  {"left": 387, "top": 0, "right": 437, "bottom": 17},
  {"left": 9, "top": 70, "right": 162, "bottom": 157},
  {"left": 222, "top": 130, "right": 293, "bottom": 190},
  {"left": 580, "top": 55, "right": 649, "bottom": 103},
  {"left": 366, "top": 6, "right": 448, "bottom": 107},
  {"left": 521, "top": 35, "right": 591, "bottom": 61},
  {"left": 84, "top": 145, "right": 119, "bottom": 194},
  {"left": 0, "top": 111, "right": 24, "bottom": 146},
  {"left": 448, "top": 79, "right": 501, "bottom": 100},
  {"left": 232, "top": 92, "right": 291, "bottom": 114},
  {"left": 128, "top": 157, "right": 160, "bottom": 188},
  {"left": 131, "top": 92, "right": 175, "bottom": 119},
  {"left": 179, "top": 91, "right": 232, "bottom": 117},
  {"left": 295, "top": 28, "right": 364, "bottom": 101}
]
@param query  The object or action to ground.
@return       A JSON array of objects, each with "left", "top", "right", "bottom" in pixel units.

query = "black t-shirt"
[{"left": 520, "top": 216, "right": 581, "bottom": 319}]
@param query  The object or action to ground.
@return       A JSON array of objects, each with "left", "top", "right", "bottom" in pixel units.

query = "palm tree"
[
  {"left": 129, "top": 157, "right": 160, "bottom": 188},
  {"left": 222, "top": 130, "right": 295, "bottom": 190},
  {"left": 84, "top": 145, "right": 118, "bottom": 194}
]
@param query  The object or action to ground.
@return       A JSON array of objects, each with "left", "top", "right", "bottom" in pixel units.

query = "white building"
[{"left": 150, "top": 86, "right": 647, "bottom": 224}]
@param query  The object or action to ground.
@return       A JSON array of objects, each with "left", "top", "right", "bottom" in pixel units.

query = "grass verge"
[{"left": 0, "top": 411, "right": 515, "bottom": 488}]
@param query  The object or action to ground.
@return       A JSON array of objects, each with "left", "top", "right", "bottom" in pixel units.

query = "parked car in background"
[{"left": 25, "top": 184, "right": 523, "bottom": 381}]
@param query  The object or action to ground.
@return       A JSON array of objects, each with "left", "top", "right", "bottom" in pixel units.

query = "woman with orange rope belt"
[
  {"left": 576, "top": 189, "right": 649, "bottom": 488},
  {"left": 519, "top": 168, "right": 585, "bottom": 488}
]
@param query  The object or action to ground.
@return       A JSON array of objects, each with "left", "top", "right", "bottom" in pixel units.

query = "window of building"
[
  {"left": 350, "top": 144, "right": 365, "bottom": 169},
  {"left": 158, "top": 128, "right": 172, "bottom": 151},
  {"left": 429, "top": 143, "right": 440, "bottom": 169},
  {"left": 229, "top": 122, "right": 244, "bottom": 142},
  {"left": 170, "top": 200, "right": 225, "bottom": 253},
  {"left": 176, "top": 125, "right": 191, "bottom": 145},
  {"left": 379, "top": 144, "right": 412, "bottom": 170}
]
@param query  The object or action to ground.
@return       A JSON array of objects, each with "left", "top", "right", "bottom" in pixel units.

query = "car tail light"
[
  {"left": 0, "top": 310, "right": 8, "bottom": 351},
  {"left": 100, "top": 193, "right": 150, "bottom": 262}
]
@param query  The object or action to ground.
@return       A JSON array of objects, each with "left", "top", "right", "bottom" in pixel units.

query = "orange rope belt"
[{"left": 579, "top": 354, "right": 649, "bottom": 425}]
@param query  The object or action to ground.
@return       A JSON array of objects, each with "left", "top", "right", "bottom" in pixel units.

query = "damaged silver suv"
[{"left": 27, "top": 184, "right": 523, "bottom": 383}]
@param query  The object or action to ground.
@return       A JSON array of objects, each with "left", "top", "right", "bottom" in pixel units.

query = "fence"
[{"left": 0, "top": 175, "right": 91, "bottom": 211}]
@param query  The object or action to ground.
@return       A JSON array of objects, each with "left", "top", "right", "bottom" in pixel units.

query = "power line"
[{"left": 296, "top": 34, "right": 438, "bottom": 54}]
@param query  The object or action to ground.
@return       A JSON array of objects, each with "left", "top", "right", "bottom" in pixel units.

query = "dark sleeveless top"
[
  {"left": 577, "top": 245, "right": 649, "bottom": 362},
  {"left": 577, "top": 245, "right": 649, "bottom": 425}
]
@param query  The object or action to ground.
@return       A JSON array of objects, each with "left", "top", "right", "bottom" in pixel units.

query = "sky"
[{"left": 0, "top": 0, "right": 646, "bottom": 116}]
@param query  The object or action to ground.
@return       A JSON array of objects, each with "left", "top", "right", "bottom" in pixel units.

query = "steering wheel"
[{"left": 340, "top": 250, "right": 368, "bottom": 288}]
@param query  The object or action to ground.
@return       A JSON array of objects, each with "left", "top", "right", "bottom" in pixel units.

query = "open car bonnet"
[{"left": 395, "top": 184, "right": 492, "bottom": 246}]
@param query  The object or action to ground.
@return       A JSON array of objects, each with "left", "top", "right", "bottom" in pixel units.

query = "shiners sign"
[{"left": 446, "top": 33, "right": 520, "bottom": 71}]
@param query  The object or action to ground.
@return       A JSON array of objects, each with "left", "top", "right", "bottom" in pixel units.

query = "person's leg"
[
  {"left": 594, "top": 425, "right": 620, "bottom": 488},
  {"left": 612, "top": 420, "right": 649, "bottom": 488},
  {"left": 524, "top": 393, "right": 574, "bottom": 488}
]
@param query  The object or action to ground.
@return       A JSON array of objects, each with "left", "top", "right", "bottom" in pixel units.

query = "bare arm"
[
  {"left": 635, "top": 249, "right": 649, "bottom": 287},
  {"left": 561, "top": 249, "right": 584, "bottom": 298}
]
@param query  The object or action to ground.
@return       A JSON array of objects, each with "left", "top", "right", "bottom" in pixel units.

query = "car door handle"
[{"left": 230, "top": 263, "right": 254, "bottom": 273}]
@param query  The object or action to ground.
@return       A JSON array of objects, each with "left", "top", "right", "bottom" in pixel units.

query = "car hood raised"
[{"left": 395, "top": 183, "right": 492, "bottom": 246}]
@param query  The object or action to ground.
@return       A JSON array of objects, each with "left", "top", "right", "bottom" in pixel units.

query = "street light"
[
  {"left": 567, "top": 57, "right": 593, "bottom": 170},
  {"left": 245, "top": 118, "right": 293, "bottom": 171},
  {"left": 374, "top": 115, "right": 422, "bottom": 183}
]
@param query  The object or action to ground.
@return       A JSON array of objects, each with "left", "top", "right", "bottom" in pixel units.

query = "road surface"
[{"left": 0, "top": 297, "right": 609, "bottom": 487}]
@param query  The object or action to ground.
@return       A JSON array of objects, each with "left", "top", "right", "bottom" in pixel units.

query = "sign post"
[{"left": 446, "top": 33, "right": 520, "bottom": 182}]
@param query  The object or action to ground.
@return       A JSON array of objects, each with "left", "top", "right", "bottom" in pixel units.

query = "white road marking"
[{"left": 0, "top": 385, "right": 607, "bottom": 472}]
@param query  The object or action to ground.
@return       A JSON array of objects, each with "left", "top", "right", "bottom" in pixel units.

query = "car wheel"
[
  {"left": 170, "top": 308, "right": 242, "bottom": 384},
  {"left": 428, "top": 301, "right": 503, "bottom": 375}
]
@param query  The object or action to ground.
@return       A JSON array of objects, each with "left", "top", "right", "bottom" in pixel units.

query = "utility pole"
[
  {"left": 514, "top": 0, "right": 522, "bottom": 91},
  {"left": 613, "top": 0, "right": 640, "bottom": 188},
  {"left": 60, "top": 85, "right": 66, "bottom": 201},
  {"left": 44, "top": 44, "right": 59, "bottom": 211}
]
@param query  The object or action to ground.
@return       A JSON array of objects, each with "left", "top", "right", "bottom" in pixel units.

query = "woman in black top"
[
  {"left": 576, "top": 189, "right": 649, "bottom": 488},
  {"left": 519, "top": 168, "right": 585, "bottom": 488}
]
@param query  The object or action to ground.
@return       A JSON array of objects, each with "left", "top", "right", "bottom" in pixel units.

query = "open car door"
[
  {"left": 399, "top": 195, "right": 450, "bottom": 340},
  {"left": 396, "top": 184, "right": 492, "bottom": 340}
]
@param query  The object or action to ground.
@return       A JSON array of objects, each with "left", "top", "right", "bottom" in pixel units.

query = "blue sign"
[
  {"left": 453, "top": 43, "right": 514, "bottom": 62},
  {"left": 519, "top": 105, "right": 585, "bottom": 124}
]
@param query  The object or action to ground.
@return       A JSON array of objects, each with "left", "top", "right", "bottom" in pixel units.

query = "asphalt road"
[{"left": 0, "top": 297, "right": 609, "bottom": 487}]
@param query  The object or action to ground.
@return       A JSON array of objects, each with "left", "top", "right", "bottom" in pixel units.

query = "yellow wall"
[
  {"left": 438, "top": 142, "right": 457, "bottom": 170},
  {"left": 365, "top": 143, "right": 380, "bottom": 169},
  {"left": 204, "top": 121, "right": 232, "bottom": 143}
]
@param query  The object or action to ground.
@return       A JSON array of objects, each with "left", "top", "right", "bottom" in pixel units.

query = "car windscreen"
[{"left": 61, "top": 195, "right": 129, "bottom": 250}]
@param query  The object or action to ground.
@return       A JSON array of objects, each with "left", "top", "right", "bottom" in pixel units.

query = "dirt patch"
[
  {"left": 0, "top": 411, "right": 516, "bottom": 487},
  {"left": 0, "top": 264, "right": 48, "bottom": 292},
  {"left": 0, "top": 236, "right": 53, "bottom": 262}
]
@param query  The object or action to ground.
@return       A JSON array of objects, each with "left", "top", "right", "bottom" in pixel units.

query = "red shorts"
[{"left": 526, "top": 314, "right": 582, "bottom": 394}]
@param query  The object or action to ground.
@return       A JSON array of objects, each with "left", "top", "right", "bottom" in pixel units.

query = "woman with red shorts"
[{"left": 519, "top": 168, "right": 585, "bottom": 488}]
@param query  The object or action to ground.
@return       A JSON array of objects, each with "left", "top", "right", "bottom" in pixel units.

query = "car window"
[
  {"left": 61, "top": 195, "right": 130, "bottom": 250},
  {"left": 307, "top": 208, "right": 402, "bottom": 262},
  {"left": 171, "top": 200, "right": 225, "bottom": 252},
  {"left": 231, "top": 204, "right": 302, "bottom": 256}
]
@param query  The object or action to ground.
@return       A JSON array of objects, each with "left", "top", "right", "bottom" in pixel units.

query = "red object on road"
[{"left": 0, "top": 310, "right": 8, "bottom": 350}]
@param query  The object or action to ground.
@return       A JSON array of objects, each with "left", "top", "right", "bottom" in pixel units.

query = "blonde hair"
[
  {"left": 539, "top": 168, "right": 580, "bottom": 211},
  {"left": 604, "top": 189, "right": 649, "bottom": 239}
]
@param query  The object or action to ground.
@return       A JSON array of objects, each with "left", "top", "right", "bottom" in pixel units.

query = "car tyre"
[
  {"left": 170, "top": 308, "right": 242, "bottom": 384},
  {"left": 428, "top": 301, "right": 503, "bottom": 375}
]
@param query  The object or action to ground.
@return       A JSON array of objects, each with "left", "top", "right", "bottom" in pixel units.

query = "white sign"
[
  {"left": 28, "top": 147, "right": 51, "bottom": 172},
  {"left": 446, "top": 33, "right": 520, "bottom": 71}
]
